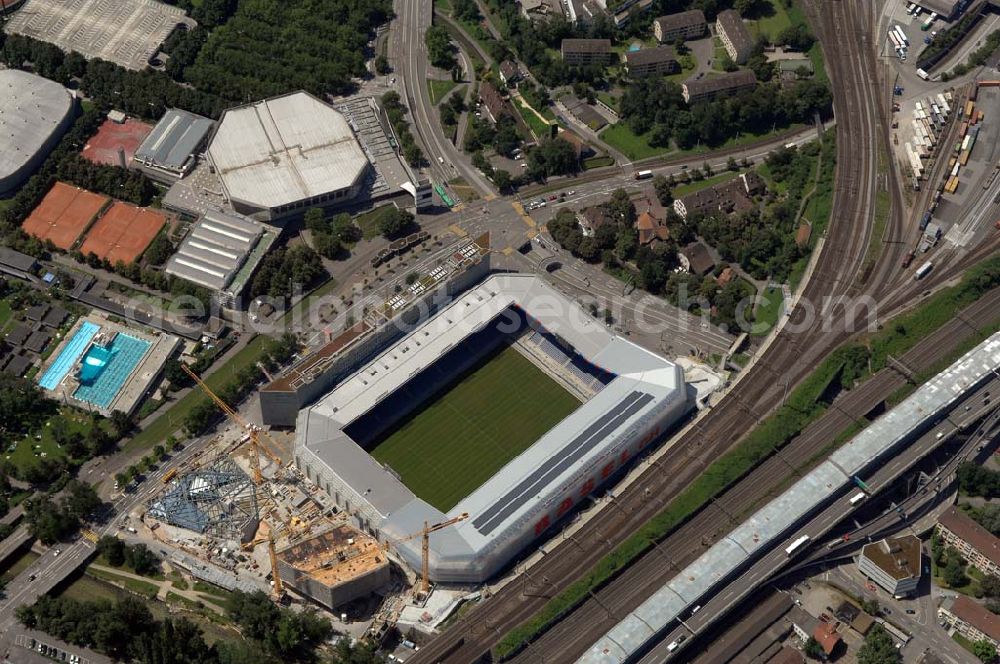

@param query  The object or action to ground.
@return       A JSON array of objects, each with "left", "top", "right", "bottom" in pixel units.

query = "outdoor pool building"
[{"left": 37, "top": 315, "right": 180, "bottom": 417}]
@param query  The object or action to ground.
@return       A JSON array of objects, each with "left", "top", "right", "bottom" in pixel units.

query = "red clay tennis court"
[
  {"left": 21, "top": 182, "right": 109, "bottom": 250},
  {"left": 79, "top": 202, "right": 167, "bottom": 264},
  {"left": 80, "top": 118, "right": 153, "bottom": 167}
]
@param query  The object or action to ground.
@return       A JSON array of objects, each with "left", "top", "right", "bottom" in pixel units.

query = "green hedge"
[{"left": 494, "top": 255, "right": 1000, "bottom": 659}]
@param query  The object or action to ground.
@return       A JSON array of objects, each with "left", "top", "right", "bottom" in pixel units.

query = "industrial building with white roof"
[
  {"left": 291, "top": 271, "right": 690, "bottom": 583},
  {"left": 580, "top": 331, "right": 1000, "bottom": 663},
  {"left": 207, "top": 92, "right": 370, "bottom": 221},
  {"left": 0, "top": 70, "right": 75, "bottom": 195},
  {"left": 165, "top": 210, "right": 263, "bottom": 292}
]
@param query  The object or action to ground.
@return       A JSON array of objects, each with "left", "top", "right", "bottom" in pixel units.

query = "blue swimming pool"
[
  {"left": 73, "top": 333, "right": 151, "bottom": 409},
  {"left": 38, "top": 321, "right": 100, "bottom": 390}
]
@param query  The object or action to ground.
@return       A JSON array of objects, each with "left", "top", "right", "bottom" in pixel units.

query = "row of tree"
[
  {"left": 619, "top": 76, "right": 831, "bottom": 150},
  {"left": 96, "top": 536, "right": 160, "bottom": 576},
  {"left": 24, "top": 480, "right": 102, "bottom": 544},
  {"left": 381, "top": 91, "right": 425, "bottom": 167}
]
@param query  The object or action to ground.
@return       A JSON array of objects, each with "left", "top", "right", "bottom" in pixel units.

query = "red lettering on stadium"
[
  {"left": 534, "top": 515, "right": 551, "bottom": 536},
  {"left": 579, "top": 478, "right": 595, "bottom": 497},
  {"left": 556, "top": 497, "right": 574, "bottom": 517},
  {"left": 620, "top": 449, "right": 630, "bottom": 465},
  {"left": 601, "top": 462, "right": 615, "bottom": 479}
]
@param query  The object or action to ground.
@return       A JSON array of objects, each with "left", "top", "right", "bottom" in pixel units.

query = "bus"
[
  {"left": 785, "top": 535, "right": 811, "bottom": 556},
  {"left": 914, "top": 261, "right": 933, "bottom": 280},
  {"left": 849, "top": 492, "right": 866, "bottom": 506},
  {"left": 635, "top": 169, "right": 653, "bottom": 180}
]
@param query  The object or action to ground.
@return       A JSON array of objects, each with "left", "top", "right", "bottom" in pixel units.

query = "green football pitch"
[{"left": 369, "top": 344, "right": 582, "bottom": 512}]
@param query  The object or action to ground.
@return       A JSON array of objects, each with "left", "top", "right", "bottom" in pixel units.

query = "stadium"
[
  {"left": 207, "top": 92, "right": 371, "bottom": 221},
  {"left": 286, "top": 252, "right": 691, "bottom": 583}
]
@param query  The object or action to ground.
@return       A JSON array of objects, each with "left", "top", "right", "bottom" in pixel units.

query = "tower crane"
[
  {"left": 241, "top": 525, "right": 284, "bottom": 600},
  {"left": 180, "top": 364, "right": 284, "bottom": 485},
  {"left": 391, "top": 513, "right": 469, "bottom": 596}
]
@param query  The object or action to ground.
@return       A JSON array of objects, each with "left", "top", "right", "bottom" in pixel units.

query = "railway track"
[{"left": 406, "top": 0, "right": 996, "bottom": 660}]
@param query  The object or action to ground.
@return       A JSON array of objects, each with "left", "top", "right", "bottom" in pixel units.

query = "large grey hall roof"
[
  {"left": 208, "top": 92, "right": 370, "bottom": 210},
  {"left": 164, "top": 210, "right": 263, "bottom": 291},
  {"left": 134, "top": 109, "right": 215, "bottom": 172},
  {"left": 0, "top": 70, "right": 74, "bottom": 189}
]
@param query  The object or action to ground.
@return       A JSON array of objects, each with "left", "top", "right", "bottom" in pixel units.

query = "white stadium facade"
[
  {"left": 274, "top": 255, "right": 692, "bottom": 583},
  {"left": 207, "top": 91, "right": 370, "bottom": 221}
]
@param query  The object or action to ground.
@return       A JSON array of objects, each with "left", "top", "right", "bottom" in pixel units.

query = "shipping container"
[
  {"left": 895, "top": 25, "right": 910, "bottom": 44},
  {"left": 959, "top": 149, "right": 970, "bottom": 166},
  {"left": 962, "top": 135, "right": 971, "bottom": 151},
  {"left": 952, "top": 163, "right": 961, "bottom": 177},
  {"left": 978, "top": 110, "right": 984, "bottom": 123},
  {"left": 917, "top": 68, "right": 930, "bottom": 80},
  {"left": 959, "top": 121, "right": 968, "bottom": 136},
  {"left": 966, "top": 100, "right": 975, "bottom": 118},
  {"left": 920, "top": 211, "right": 932, "bottom": 229}
]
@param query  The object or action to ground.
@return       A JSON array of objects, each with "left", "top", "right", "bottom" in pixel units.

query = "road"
[
  {"left": 390, "top": 0, "right": 494, "bottom": 198},
  {"left": 644, "top": 381, "right": 1000, "bottom": 663},
  {"left": 0, "top": 428, "right": 230, "bottom": 654}
]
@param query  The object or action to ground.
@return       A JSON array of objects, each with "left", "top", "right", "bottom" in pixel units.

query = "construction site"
[{"left": 135, "top": 364, "right": 450, "bottom": 638}]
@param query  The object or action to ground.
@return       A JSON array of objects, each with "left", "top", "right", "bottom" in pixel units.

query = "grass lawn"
[
  {"left": 596, "top": 92, "right": 620, "bottom": 112},
  {"left": 713, "top": 47, "right": 731, "bottom": 70},
  {"left": 514, "top": 97, "right": 554, "bottom": 139},
  {"left": 0, "top": 550, "right": 39, "bottom": 584},
  {"left": 449, "top": 177, "right": 480, "bottom": 203},
  {"left": 369, "top": 344, "right": 581, "bottom": 511},
  {"left": 88, "top": 566, "right": 160, "bottom": 598},
  {"left": 355, "top": 204, "right": 398, "bottom": 240},
  {"left": 748, "top": 0, "right": 793, "bottom": 42},
  {"left": 6, "top": 407, "right": 105, "bottom": 475},
  {"left": 583, "top": 155, "right": 615, "bottom": 170},
  {"left": 665, "top": 53, "right": 697, "bottom": 84},
  {"left": 428, "top": 79, "right": 459, "bottom": 105},
  {"left": 600, "top": 123, "right": 672, "bottom": 160},
  {"left": 126, "top": 335, "right": 274, "bottom": 451},
  {"left": 752, "top": 286, "right": 785, "bottom": 336},
  {"left": 672, "top": 171, "right": 739, "bottom": 197}
]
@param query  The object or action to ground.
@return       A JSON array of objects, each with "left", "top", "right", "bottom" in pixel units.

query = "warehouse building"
[
  {"left": 0, "top": 70, "right": 75, "bottom": 196},
  {"left": 164, "top": 210, "right": 272, "bottom": 306},
  {"left": 132, "top": 109, "right": 215, "bottom": 184},
  {"left": 857, "top": 535, "right": 922, "bottom": 597},
  {"left": 207, "top": 92, "right": 371, "bottom": 221},
  {"left": 716, "top": 9, "right": 754, "bottom": 64},
  {"left": 653, "top": 10, "right": 707, "bottom": 42}
]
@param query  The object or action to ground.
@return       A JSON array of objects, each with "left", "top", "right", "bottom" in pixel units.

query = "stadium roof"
[
  {"left": 0, "top": 70, "right": 74, "bottom": 194},
  {"left": 208, "top": 92, "right": 370, "bottom": 211},
  {"left": 134, "top": 109, "right": 214, "bottom": 174},
  {"left": 298, "top": 273, "right": 688, "bottom": 581},
  {"left": 164, "top": 210, "right": 263, "bottom": 291}
]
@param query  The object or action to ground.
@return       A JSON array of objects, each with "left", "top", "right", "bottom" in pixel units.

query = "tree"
[
  {"left": 804, "top": 636, "right": 824, "bottom": 660},
  {"left": 424, "top": 25, "right": 456, "bottom": 70},
  {"left": 652, "top": 175, "right": 672, "bottom": 206},
  {"left": 857, "top": 625, "right": 901, "bottom": 664},
  {"left": 97, "top": 535, "right": 127, "bottom": 567},
  {"left": 377, "top": 207, "right": 415, "bottom": 239},
  {"left": 374, "top": 55, "right": 390, "bottom": 74},
  {"left": 493, "top": 169, "right": 513, "bottom": 193},
  {"left": 982, "top": 574, "right": 1000, "bottom": 599},
  {"left": 944, "top": 554, "right": 969, "bottom": 588},
  {"left": 719, "top": 52, "right": 738, "bottom": 72},
  {"left": 608, "top": 188, "right": 637, "bottom": 226},
  {"left": 860, "top": 598, "right": 879, "bottom": 615},
  {"left": 974, "top": 639, "right": 998, "bottom": 663}
]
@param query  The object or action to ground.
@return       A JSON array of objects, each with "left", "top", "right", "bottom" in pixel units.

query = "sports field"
[
  {"left": 22, "top": 182, "right": 109, "bottom": 250},
  {"left": 370, "top": 345, "right": 581, "bottom": 512},
  {"left": 79, "top": 201, "right": 166, "bottom": 264}
]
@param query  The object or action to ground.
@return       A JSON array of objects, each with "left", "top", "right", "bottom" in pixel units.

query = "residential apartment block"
[
  {"left": 939, "top": 596, "right": 1000, "bottom": 649},
  {"left": 653, "top": 10, "right": 707, "bottom": 43},
  {"left": 624, "top": 47, "right": 679, "bottom": 78},
  {"left": 682, "top": 70, "right": 757, "bottom": 104},
  {"left": 715, "top": 9, "right": 753, "bottom": 64},
  {"left": 936, "top": 505, "right": 1000, "bottom": 578},
  {"left": 561, "top": 38, "right": 614, "bottom": 65}
]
